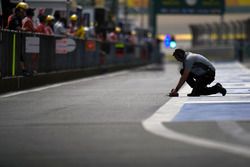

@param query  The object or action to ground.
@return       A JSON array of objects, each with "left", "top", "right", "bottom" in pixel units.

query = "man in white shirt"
[
  {"left": 169, "top": 49, "right": 226, "bottom": 97},
  {"left": 53, "top": 12, "right": 68, "bottom": 36}
]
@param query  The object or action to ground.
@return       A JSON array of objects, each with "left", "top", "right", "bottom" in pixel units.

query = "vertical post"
[
  {"left": 124, "top": 0, "right": 128, "bottom": 32},
  {"left": 219, "top": 0, "right": 225, "bottom": 45},
  {"left": 140, "top": 0, "right": 144, "bottom": 29},
  {"left": 148, "top": 0, "right": 156, "bottom": 38},
  {"left": 148, "top": 0, "right": 159, "bottom": 63},
  {"left": 220, "top": 13, "right": 224, "bottom": 45},
  {"left": 12, "top": 34, "right": 16, "bottom": 77},
  {"left": 107, "top": 0, "right": 118, "bottom": 21},
  {"left": 66, "top": 0, "right": 70, "bottom": 26}
]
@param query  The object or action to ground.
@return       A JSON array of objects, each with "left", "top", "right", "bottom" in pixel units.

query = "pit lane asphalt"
[{"left": 0, "top": 62, "right": 250, "bottom": 167}]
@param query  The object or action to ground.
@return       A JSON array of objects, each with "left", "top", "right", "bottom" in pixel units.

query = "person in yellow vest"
[{"left": 74, "top": 17, "right": 86, "bottom": 39}]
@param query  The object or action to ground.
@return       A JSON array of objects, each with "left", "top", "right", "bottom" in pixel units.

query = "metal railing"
[{"left": 0, "top": 30, "right": 158, "bottom": 78}]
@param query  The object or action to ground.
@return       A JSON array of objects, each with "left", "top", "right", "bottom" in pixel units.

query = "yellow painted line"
[{"left": 12, "top": 34, "right": 16, "bottom": 77}]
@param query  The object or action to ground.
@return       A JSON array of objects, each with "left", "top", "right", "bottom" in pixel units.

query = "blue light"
[
  {"left": 164, "top": 34, "right": 176, "bottom": 48},
  {"left": 170, "top": 41, "right": 177, "bottom": 48},
  {"left": 164, "top": 34, "right": 171, "bottom": 48}
]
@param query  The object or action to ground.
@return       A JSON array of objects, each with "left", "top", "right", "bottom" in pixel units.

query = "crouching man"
[{"left": 169, "top": 49, "right": 226, "bottom": 97}]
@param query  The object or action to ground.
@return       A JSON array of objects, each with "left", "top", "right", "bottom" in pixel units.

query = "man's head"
[
  {"left": 15, "top": 2, "right": 29, "bottom": 18},
  {"left": 46, "top": 15, "right": 54, "bottom": 24},
  {"left": 173, "top": 48, "right": 186, "bottom": 62},
  {"left": 16, "top": 2, "right": 29, "bottom": 11},
  {"left": 70, "top": 14, "right": 78, "bottom": 26},
  {"left": 70, "top": 14, "right": 78, "bottom": 22}
]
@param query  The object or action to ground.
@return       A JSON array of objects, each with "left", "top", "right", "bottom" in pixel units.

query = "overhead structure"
[{"left": 148, "top": 0, "right": 225, "bottom": 38}]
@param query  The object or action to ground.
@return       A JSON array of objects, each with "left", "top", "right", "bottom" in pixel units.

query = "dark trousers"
[{"left": 180, "top": 69, "right": 220, "bottom": 95}]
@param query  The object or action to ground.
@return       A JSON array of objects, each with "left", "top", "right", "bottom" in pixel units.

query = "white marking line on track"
[
  {"left": 155, "top": 84, "right": 190, "bottom": 122},
  {"left": 0, "top": 83, "right": 63, "bottom": 98},
  {"left": 217, "top": 121, "right": 250, "bottom": 145},
  {"left": 185, "top": 101, "right": 250, "bottom": 104},
  {"left": 142, "top": 62, "right": 250, "bottom": 158},
  {"left": 149, "top": 96, "right": 188, "bottom": 122},
  {"left": 0, "top": 71, "right": 129, "bottom": 98},
  {"left": 142, "top": 93, "right": 250, "bottom": 158},
  {"left": 142, "top": 121, "right": 250, "bottom": 158}
]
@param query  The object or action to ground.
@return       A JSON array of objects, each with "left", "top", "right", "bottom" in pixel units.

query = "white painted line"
[
  {"left": 142, "top": 90, "right": 250, "bottom": 158},
  {"left": 0, "top": 71, "right": 129, "bottom": 98},
  {"left": 185, "top": 101, "right": 250, "bottom": 104},
  {"left": 217, "top": 121, "right": 250, "bottom": 145},
  {"left": 155, "top": 84, "right": 191, "bottom": 122},
  {"left": 142, "top": 62, "right": 250, "bottom": 158},
  {"left": 0, "top": 83, "right": 63, "bottom": 98},
  {"left": 149, "top": 96, "right": 188, "bottom": 122},
  {"left": 142, "top": 83, "right": 190, "bottom": 123},
  {"left": 142, "top": 121, "right": 250, "bottom": 158}
]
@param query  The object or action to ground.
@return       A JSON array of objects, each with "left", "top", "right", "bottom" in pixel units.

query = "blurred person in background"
[
  {"left": 74, "top": 17, "right": 86, "bottom": 39},
  {"left": 68, "top": 14, "right": 78, "bottom": 35},
  {"left": 36, "top": 14, "right": 47, "bottom": 34},
  {"left": 22, "top": 7, "right": 38, "bottom": 75},
  {"left": 7, "top": 2, "right": 28, "bottom": 30},
  {"left": 107, "top": 28, "right": 118, "bottom": 43},
  {"left": 85, "top": 22, "right": 96, "bottom": 39},
  {"left": 35, "top": 8, "right": 45, "bottom": 26},
  {"left": 45, "top": 15, "right": 54, "bottom": 35},
  {"left": 53, "top": 11, "right": 69, "bottom": 36},
  {"left": 22, "top": 8, "right": 35, "bottom": 32},
  {"left": 7, "top": 2, "right": 30, "bottom": 76}
]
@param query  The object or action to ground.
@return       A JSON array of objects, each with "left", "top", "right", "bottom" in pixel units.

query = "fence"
[
  {"left": 190, "top": 18, "right": 250, "bottom": 62},
  {"left": 0, "top": 30, "right": 158, "bottom": 78}
]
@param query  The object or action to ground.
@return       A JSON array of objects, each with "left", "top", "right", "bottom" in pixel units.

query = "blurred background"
[
  {"left": 77, "top": 0, "right": 250, "bottom": 57},
  {"left": 2, "top": 1, "right": 249, "bottom": 40},
  {"left": 1, "top": 0, "right": 250, "bottom": 65}
]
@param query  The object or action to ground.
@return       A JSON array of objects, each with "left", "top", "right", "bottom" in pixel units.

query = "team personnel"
[
  {"left": 36, "top": 15, "right": 47, "bottom": 34},
  {"left": 7, "top": 2, "right": 30, "bottom": 76},
  {"left": 22, "top": 8, "right": 38, "bottom": 74},
  {"left": 7, "top": 2, "right": 28, "bottom": 29},
  {"left": 22, "top": 8, "right": 35, "bottom": 32},
  {"left": 45, "top": 15, "right": 54, "bottom": 35},
  {"left": 53, "top": 12, "right": 69, "bottom": 36},
  {"left": 68, "top": 14, "right": 78, "bottom": 35},
  {"left": 169, "top": 49, "right": 227, "bottom": 97},
  {"left": 7, "top": 2, "right": 28, "bottom": 30}
]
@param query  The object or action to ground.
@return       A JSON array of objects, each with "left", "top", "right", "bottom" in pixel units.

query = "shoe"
[{"left": 216, "top": 83, "right": 227, "bottom": 96}]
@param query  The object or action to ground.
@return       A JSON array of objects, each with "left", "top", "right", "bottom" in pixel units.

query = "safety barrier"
[{"left": 0, "top": 30, "right": 156, "bottom": 78}]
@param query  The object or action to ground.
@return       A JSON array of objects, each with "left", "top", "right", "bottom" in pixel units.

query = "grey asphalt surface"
[{"left": 0, "top": 63, "right": 250, "bottom": 167}]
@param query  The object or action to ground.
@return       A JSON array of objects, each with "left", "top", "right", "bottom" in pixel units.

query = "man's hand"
[{"left": 169, "top": 89, "right": 179, "bottom": 97}]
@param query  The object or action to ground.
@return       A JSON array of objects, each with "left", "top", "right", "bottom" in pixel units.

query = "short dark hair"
[{"left": 173, "top": 49, "right": 185, "bottom": 57}]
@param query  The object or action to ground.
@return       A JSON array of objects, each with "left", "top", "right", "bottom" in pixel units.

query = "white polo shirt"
[{"left": 184, "top": 52, "right": 215, "bottom": 76}]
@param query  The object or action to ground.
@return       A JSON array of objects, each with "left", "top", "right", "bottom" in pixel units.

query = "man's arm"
[{"left": 169, "top": 68, "right": 190, "bottom": 96}]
